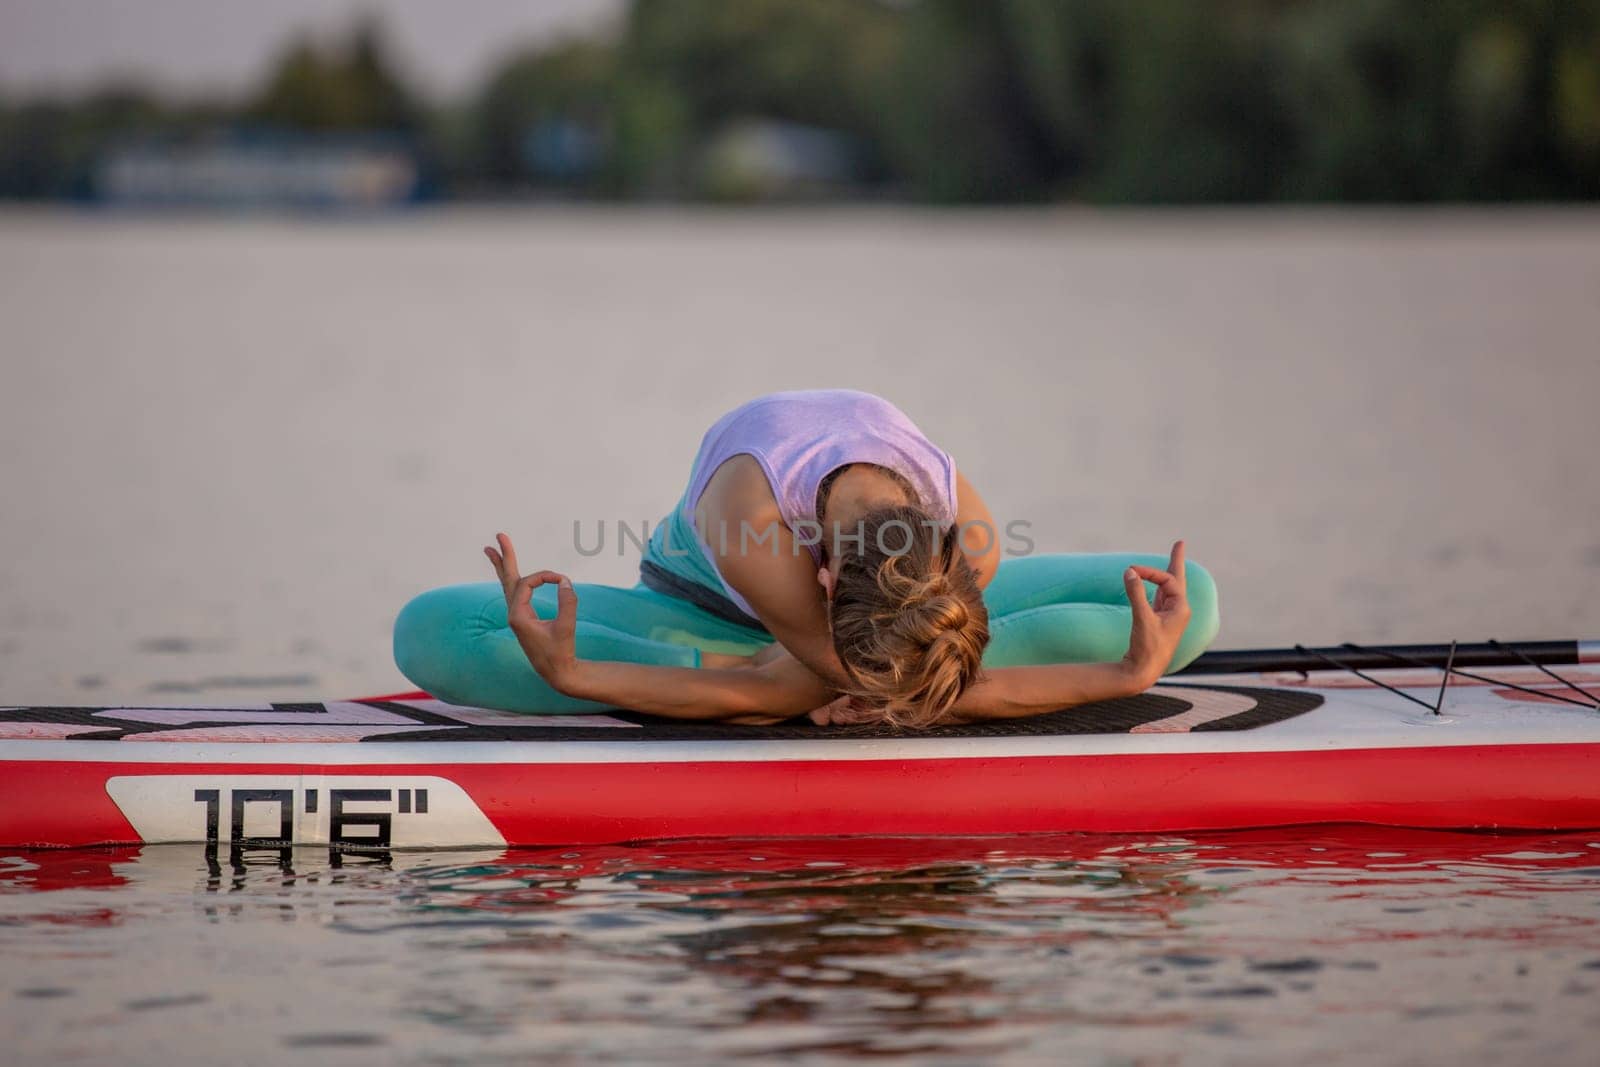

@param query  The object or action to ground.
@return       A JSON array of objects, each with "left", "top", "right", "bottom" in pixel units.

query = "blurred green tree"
[
  {"left": 475, "top": 40, "right": 615, "bottom": 190},
  {"left": 613, "top": 0, "right": 899, "bottom": 193},
  {"left": 1268, "top": 0, "right": 1591, "bottom": 200},
  {"left": 873, "top": 0, "right": 1060, "bottom": 201},
  {"left": 249, "top": 19, "right": 420, "bottom": 132},
  {"left": 1000, "top": 0, "right": 1292, "bottom": 202}
]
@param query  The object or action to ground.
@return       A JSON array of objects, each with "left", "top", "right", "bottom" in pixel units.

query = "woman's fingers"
[
  {"left": 1123, "top": 568, "right": 1157, "bottom": 620},
  {"left": 507, "top": 570, "right": 575, "bottom": 624},
  {"left": 484, "top": 545, "right": 511, "bottom": 589},
  {"left": 810, "top": 694, "right": 880, "bottom": 726},
  {"left": 512, "top": 570, "right": 564, "bottom": 604},
  {"left": 554, "top": 574, "right": 577, "bottom": 629},
  {"left": 1128, "top": 565, "right": 1175, "bottom": 585},
  {"left": 496, "top": 533, "right": 520, "bottom": 577},
  {"left": 489, "top": 537, "right": 568, "bottom": 618},
  {"left": 1128, "top": 564, "right": 1189, "bottom": 621},
  {"left": 485, "top": 535, "right": 523, "bottom": 596},
  {"left": 1124, "top": 546, "right": 1193, "bottom": 683},
  {"left": 1127, "top": 567, "right": 1178, "bottom": 609},
  {"left": 809, "top": 695, "right": 849, "bottom": 726}
]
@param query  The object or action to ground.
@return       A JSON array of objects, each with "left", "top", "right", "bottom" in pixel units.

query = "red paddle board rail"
[{"left": 1179, "top": 639, "right": 1591, "bottom": 676}]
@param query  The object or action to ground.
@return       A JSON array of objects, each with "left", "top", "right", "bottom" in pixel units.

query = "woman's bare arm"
[
  {"left": 944, "top": 661, "right": 1144, "bottom": 721},
  {"left": 485, "top": 533, "right": 832, "bottom": 724},
  {"left": 948, "top": 541, "right": 1193, "bottom": 721},
  {"left": 952, "top": 469, "right": 1002, "bottom": 588},
  {"left": 695, "top": 458, "right": 853, "bottom": 689},
  {"left": 559, "top": 650, "right": 832, "bottom": 724},
  {"left": 807, "top": 541, "right": 1195, "bottom": 725},
  {"left": 717, "top": 539, "right": 851, "bottom": 689}
]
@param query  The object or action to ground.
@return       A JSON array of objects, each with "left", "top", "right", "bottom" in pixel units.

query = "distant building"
[
  {"left": 95, "top": 134, "right": 421, "bottom": 210},
  {"left": 521, "top": 118, "right": 605, "bottom": 183},
  {"left": 699, "top": 119, "right": 862, "bottom": 200}
]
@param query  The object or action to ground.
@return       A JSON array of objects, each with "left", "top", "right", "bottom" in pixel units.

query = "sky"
[{"left": 0, "top": 0, "right": 623, "bottom": 99}]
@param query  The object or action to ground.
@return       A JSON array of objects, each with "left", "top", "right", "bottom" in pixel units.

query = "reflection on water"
[{"left": 4, "top": 829, "right": 1599, "bottom": 1064}]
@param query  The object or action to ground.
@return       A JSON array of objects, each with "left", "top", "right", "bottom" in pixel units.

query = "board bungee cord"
[{"left": 1182, "top": 639, "right": 1600, "bottom": 715}]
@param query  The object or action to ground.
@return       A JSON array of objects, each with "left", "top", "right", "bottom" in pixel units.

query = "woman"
[{"left": 394, "top": 389, "right": 1218, "bottom": 727}]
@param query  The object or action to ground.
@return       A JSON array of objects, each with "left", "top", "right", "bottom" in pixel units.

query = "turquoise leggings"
[{"left": 393, "top": 553, "right": 1220, "bottom": 713}]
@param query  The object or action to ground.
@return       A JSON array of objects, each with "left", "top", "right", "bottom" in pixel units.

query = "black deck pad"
[{"left": 0, "top": 684, "right": 1322, "bottom": 742}]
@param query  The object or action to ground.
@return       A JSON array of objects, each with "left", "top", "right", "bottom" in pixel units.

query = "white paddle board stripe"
[
  {"left": 99, "top": 702, "right": 423, "bottom": 727},
  {"left": 1131, "top": 688, "right": 1258, "bottom": 733},
  {"left": 120, "top": 724, "right": 462, "bottom": 743},
  {"left": 393, "top": 700, "right": 639, "bottom": 728}
]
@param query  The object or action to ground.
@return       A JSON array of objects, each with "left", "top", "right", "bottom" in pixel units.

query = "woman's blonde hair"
[{"left": 828, "top": 504, "right": 990, "bottom": 729}]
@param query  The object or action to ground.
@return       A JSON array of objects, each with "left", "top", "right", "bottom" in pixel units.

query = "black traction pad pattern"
[{"left": 0, "top": 684, "right": 1322, "bottom": 743}]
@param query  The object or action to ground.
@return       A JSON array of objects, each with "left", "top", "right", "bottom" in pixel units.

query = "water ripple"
[{"left": 2, "top": 828, "right": 1599, "bottom": 1063}]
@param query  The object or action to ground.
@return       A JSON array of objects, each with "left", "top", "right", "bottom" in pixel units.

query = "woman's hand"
[
  {"left": 1121, "top": 540, "right": 1193, "bottom": 690},
  {"left": 484, "top": 532, "right": 578, "bottom": 691},
  {"left": 806, "top": 693, "right": 880, "bottom": 726}
]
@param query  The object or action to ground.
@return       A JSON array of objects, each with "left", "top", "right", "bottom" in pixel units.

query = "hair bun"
[{"left": 906, "top": 587, "right": 967, "bottom": 631}]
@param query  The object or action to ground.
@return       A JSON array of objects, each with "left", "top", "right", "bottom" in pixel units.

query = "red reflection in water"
[
  {"left": 0, "top": 847, "right": 139, "bottom": 893},
  {"left": 457, "top": 826, "right": 1600, "bottom": 893}
]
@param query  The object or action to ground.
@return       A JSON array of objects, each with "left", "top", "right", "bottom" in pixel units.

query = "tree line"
[{"left": 2, "top": 0, "right": 1597, "bottom": 203}]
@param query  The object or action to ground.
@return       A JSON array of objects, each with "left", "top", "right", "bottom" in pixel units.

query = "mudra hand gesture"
[
  {"left": 1121, "top": 540, "right": 1192, "bottom": 687},
  {"left": 484, "top": 532, "right": 578, "bottom": 687}
]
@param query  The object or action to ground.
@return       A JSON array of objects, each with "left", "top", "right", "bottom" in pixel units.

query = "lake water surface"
[{"left": 5, "top": 829, "right": 1600, "bottom": 1065}]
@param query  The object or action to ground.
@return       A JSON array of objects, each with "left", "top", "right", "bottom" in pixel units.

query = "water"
[
  {"left": 3, "top": 830, "right": 1599, "bottom": 1064},
  {"left": 3, "top": 208, "right": 1600, "bottom": 1062}
]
